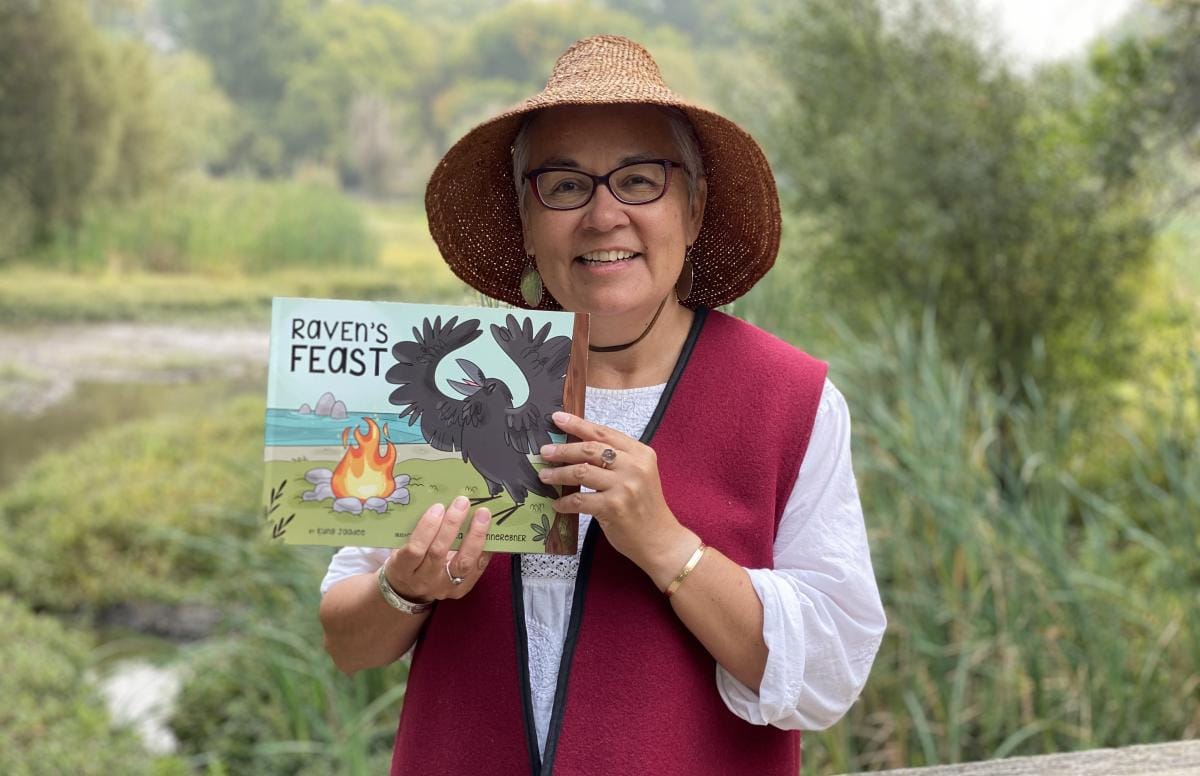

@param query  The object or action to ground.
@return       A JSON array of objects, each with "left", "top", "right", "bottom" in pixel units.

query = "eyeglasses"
[{"left": 524, "top": 159, "right": 682, "bottom": 211}]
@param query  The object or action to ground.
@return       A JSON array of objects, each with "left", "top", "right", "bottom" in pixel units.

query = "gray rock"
[
  {"left": 364, "top": 497, "right": 388, "bottom": 513},
  {"left": 314, "top": 391, "right": 336, "bottom": 416},
  {"left": 394, "top": 474, "right": 410, "bottom": 488},
  {"left": 870, "top": 739, "right": 1200, "bottom": 775},
  {"left": 298, "top": 403, "right": 313, "bottom": 414},
  {"left": 99, "top": 659, "right": 182, "bottom": 755},
  {"left": 98, "top": 602, "right": 221, "bottom": 641},
  {"left": 387, "top": 487, "right": 410, "bottom": 505},
  {"left": 305, "top": 468, "right": 333, "bottom": 484},
  {"left": 330, "top": 400, "right": 348, "bottom": 420},
  {"left": 333, "top": 497, "right": 363, "bottom": 514},
  {"left": 302, "top": 480, "right": 334, "bottom": 502}
]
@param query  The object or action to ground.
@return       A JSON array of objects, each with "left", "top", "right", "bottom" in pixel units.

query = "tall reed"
[
  {"left": 34, "top": 176, "right": 377, "bottom": 274},
  {"left": 169, "top": 535, "right": 409, "bottom": 776},
  {"left": 802, "top": 313, "right": 1199, "bottom": 772}
]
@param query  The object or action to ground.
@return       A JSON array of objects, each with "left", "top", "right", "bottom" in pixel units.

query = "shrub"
[
  {"left": 170, "top": 546, "right": 407, "bottom": 776},
  {"left": 0, "top": 595, "right": 161, "bottom": 775},
  {"left": 35, "top": 176, "right": 377, "bottom": 274},
  {"left": 0, "top": 394, "right": 287, "bottom": 612}
]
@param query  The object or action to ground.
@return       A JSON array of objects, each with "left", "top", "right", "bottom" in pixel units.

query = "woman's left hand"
[{"left": 539, "top": 411, "right": 697, "bottom": 586}]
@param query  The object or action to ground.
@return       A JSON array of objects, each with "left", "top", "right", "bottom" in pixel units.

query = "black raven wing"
[
  {"left": 492, "top": 314, "right": 572, "bottom": 454},
  {"left": 385, "top": 316, "right": 482, "bottom": 453}
]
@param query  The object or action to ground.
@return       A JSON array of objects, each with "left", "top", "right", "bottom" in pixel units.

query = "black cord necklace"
[{"left": 588, "top": 294, "right": 671, "bottom": 353}]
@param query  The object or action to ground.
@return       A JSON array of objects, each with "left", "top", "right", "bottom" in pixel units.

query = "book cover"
[{"left": 263, "top": 297, "right": 587, "bottom": 554}]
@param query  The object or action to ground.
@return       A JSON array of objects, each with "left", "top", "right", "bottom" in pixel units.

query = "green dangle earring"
[
  {"left": 675, "top": 245, "right": 694, "bottom": 303},
  {"left": 520, "top": 257, "right": 543, "bottom": 307}
]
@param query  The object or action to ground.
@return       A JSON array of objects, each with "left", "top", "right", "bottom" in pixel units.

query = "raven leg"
[
  {"left": 493, "top": 480, "right": 532, "bottom": 526},
  {"left": 492, "top": 502, "right": 525, "bottom": 525},
  {"left": 471, "top": 477, "right": 504, "bottom": 506}
]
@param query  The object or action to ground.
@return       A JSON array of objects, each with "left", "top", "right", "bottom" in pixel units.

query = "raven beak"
[
  {"left": 448, "top": 379, "right": 481, "bottom": 397},
  {"left": 456, "top": 358, "right": 487, "bottom": 385}
]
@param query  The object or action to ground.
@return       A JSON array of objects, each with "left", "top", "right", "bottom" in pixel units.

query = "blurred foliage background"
[{"left": 0, "top": 0, "right": 1196, "bottom": 773}]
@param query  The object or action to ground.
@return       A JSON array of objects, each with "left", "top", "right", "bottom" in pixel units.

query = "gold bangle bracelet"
[{"left": 665, "top": 542, "right": 707, "bottom": 598}]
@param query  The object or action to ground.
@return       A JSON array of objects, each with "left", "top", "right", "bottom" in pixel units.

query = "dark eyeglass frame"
[{"left": 523, "top": 159, "right": 682, "bottom": 211}]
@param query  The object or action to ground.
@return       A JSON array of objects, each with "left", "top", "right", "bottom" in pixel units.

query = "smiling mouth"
[{"left": 576, "top": 250, "right": 642, "bottom": 266}]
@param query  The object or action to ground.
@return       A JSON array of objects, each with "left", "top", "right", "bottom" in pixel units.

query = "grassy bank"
[
  {"left": 0, "top": 395, "right": 273, "bottom": 611},
  {"left": 0, "top": 182, "right": 467, "bottom": 325},
  {"left": 0, "top": 265, "right": 471, "bottom": 325},
  {"left": 0, "top": 392, "right": 410, "bottom": 773}
]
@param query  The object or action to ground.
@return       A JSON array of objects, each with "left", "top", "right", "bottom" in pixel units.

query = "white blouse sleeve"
[
  {"left": 320, "top": 545, "right": 391, "bottom": 596},
  {"left": 715, "top": 378, "right": 887, "bottom": 730}
]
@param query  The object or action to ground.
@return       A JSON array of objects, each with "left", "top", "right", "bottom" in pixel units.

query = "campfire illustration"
[{"left": 302, "top": 417, "right": 410, "bottom": 515}]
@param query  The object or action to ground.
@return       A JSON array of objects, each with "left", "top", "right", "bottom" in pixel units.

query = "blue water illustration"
[
  {"left": 265, "top": 409, "right": 427, "bottom": 447},
  {"left": 265, "top": 408, "right": 568, "bottom": 448}
]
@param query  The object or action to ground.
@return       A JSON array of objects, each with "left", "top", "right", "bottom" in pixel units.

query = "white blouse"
[{"left": 321, "top": 378, "right": 887, "bottom": 757}]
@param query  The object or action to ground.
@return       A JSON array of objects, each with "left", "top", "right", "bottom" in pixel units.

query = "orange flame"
[{"left": 331, "top": 418, "right": 397, "bottom": 500}]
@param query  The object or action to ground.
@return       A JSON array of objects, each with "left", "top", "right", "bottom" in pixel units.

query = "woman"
[{"left": 319, "top": 35, "right": 886, "bottom": 776}]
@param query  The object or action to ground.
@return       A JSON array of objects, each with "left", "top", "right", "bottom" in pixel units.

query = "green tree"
[
  {"left": 162, "top": 0, "right": 317, "bottom": 174},
  {"left": 414, "top": 2, "right": 703, "bottom": 172},
  {"left": 275, "top": 2, "right": 434, "bottom": 194},
  {"left": 1088, "top": 0, "right": 1200, "bottom": 218},
  {"left": 764, "top": 0, "right": 1155, "bottom": 406},
  {"left": 440, "top": 2, "right": 705, "bottom": 144},
  {"left": 162, "top": 0, "right": 314, "bottom": 114},
  {"left": 165, "top": 0, "right": 444, "bottom": 188},
  {"left": 377, "top": 0, "right": 508, "bottom": 23},
  {"left": 598, "top": 0, "right": 777, "bottom": 46},
  {"left": 0, "top": 0, "right": 171, "bottom": 258},
  {"left": 455, "top": 1, "right": 647, "bottom": 87},
  {"left": 152, "top": 50, "right": 237, "bottom": 172}
]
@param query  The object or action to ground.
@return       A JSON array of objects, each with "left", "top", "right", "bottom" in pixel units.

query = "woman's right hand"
[{"left": 383, "top": 495, "right": 493, "bottom": 603}]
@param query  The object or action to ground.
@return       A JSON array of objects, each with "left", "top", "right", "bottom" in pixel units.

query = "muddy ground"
[{"left": 0, "top": 323, "right": 270, "bottom": 415}]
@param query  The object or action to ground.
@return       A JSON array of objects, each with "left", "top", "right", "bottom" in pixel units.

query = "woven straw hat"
[{"left": 425, "top": 34, "right": 781, "bottom": 310}]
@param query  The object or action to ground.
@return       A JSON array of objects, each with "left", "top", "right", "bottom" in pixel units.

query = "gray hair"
[{"left": 511, "top": 106, "right": 704, "bottom": 218}]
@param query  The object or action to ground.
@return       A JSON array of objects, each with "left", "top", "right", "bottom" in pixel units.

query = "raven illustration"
[{"left": 385, "top": 314, "right": 571, "bottom": 525}]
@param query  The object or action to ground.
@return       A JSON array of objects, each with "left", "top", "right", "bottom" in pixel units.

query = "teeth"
[{"left": 580, "top": 250, "right": 637, "bottom": 262}]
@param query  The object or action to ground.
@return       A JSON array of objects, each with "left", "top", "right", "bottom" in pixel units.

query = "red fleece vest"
[{"left": 390, "top": 309, "right": 828, "bottom": 776}]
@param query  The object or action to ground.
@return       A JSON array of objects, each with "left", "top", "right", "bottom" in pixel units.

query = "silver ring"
[
  {"left": 600, "top": 447, "right": 617, "bottom": 469},
  {"left": 445, "top": 560, "right": 465, "bottom": 585}
]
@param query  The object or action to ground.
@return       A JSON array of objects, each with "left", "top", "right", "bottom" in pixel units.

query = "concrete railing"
[{"left": 860, "top": 739, "right": 1200, "bottom": 775}]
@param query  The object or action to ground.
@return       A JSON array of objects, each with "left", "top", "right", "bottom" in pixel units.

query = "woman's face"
[{"left": 520, "top": 104, "right": 705, "bottom": 317}]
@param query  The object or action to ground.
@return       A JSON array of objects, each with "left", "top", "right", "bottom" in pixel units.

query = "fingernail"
[
  {"left": 431, "top": 503, "right": 445, "bottom": 516},
  {"left": 553, "top": 411, "right": 569, "bottom": 423},
  {"left": 538, "top": 468, "right": 551, "bottom": 481},
  {"left": 474, "top": 509, "right": 491, "bottom": 526},
  {"left": 540, "top": 444, "right": 556, "bottom": 457},
  {"left": 453, "top": 495, "right": 469, "bottom": 510}
]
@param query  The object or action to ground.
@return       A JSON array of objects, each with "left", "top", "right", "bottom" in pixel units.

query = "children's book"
[{"left": 263, "top": 297, "right": 587, "bottom": 554}]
